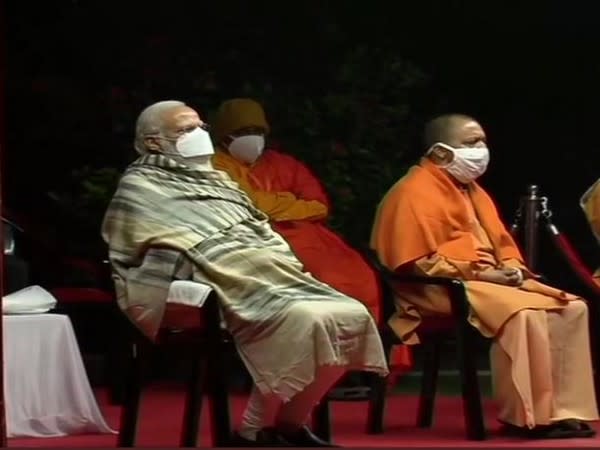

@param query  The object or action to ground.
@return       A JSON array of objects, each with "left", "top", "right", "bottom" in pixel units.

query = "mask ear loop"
[{"left": 425, "top": 142, "right": 455, "bottom": 167}]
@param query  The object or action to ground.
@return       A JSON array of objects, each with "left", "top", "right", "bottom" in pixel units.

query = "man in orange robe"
[
  {"left": 371, "top": 113, "right": 598, "bottom": 438},
  {"left": 212, "top": 98, "right": 411, "bottom": 373}
]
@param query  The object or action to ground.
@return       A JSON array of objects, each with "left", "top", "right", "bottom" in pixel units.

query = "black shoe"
[
  {"left": 551, "top": 419, "right": 596, "bottom": 438},
  {"left": 228, "top": 431, "right": 264, "bottom": 447},
  {"left": 277, "top": 425, "right": 339, "bottom": 447},
  {"left": 229, "top": 429, "right": 292, "bottom": 447},
  {"left": 257, "top": 427, "right": 295, "bottom": 446},
  {"left": 499, "top": 421, "right": 592, "bottom": 440},
  {"left": 499, "top": 422, "right": 553, "bottom": 439}
]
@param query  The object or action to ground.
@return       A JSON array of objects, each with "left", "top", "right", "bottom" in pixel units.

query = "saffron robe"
[
  {"left": 371, "top": 158, "right": 579, "bottom": 344},
  {"left": 371, "top": 158, "right": 598, "bottom": 428}
]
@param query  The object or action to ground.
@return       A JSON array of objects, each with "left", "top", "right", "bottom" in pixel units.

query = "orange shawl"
[{"left": 371, "top": 158, "right": 523, "bottom": 270}]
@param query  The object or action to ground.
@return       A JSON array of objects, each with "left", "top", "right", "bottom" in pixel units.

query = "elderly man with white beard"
[{"left": 102, "top": 100, "right": 389, "bottom": 447}]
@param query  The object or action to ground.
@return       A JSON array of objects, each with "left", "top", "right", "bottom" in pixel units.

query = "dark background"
[{"left": 4, "top": 0, "right": 600, "bottom": 292}]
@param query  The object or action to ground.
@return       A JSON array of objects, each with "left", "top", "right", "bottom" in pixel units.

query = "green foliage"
[
  {"left": 238, "top": 45, "right": 430, "bottom": 245},
  {"left": 49, "top": 166, "right": 121, "bottom": 232},
  {"left": 57, "top": 44, "right": 431, "bottom": 249},
  {"left": 75, "top": 166, "right": 121, "bottom": 204}
]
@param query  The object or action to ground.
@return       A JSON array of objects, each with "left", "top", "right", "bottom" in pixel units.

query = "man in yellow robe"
[
  {"left": 371, "top": 113, "right": 598, "bottom": 438},
  {"left": 211, "top": 98, "right": 412, "bottom": 374}
]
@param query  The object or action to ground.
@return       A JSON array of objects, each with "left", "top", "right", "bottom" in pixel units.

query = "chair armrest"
[
  {"left": 382, "top": 271, "right": 470, "bottom": 320},
  {"left": 384, "top": 271, "right": 464, "bottom": 287},
  {"left": 360, "top": 247, "right": 470, "bottom": 320}
]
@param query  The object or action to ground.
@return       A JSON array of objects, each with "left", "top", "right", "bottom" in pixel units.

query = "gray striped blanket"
[
  {"left": 101, "top": 154, "right": 365, "bottom": 341},
  {"left": 102, "top": 154, "right": 387, "bottom": 397}
]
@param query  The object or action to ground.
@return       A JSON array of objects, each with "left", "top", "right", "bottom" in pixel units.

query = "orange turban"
[{"left": 213, "top": 98, "right": 270, "bottom": 142}]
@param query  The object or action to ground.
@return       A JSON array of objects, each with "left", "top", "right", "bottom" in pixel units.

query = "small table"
[{"left": 3, "top": 313, "right": 115, "bottom": 438}]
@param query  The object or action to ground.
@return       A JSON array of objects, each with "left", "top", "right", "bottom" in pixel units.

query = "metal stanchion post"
[{"left": 523, "top": 184, "right": 541, "bottom": 272}]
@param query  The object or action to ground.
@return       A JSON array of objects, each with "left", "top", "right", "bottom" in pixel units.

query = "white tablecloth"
[{"left": 3, "top": 313, "right": 115, "bottom": 438}]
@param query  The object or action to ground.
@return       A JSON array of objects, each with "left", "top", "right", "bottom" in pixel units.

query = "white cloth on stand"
[
  {"left": 2, "top": 285, "right": 57, "bottom": 314},
  {"left": 3, "top": 314, "right": 116, "bottom": 438}
]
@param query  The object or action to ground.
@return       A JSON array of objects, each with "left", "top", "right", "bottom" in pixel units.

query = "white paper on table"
[
  {"left": 166, "top": 280, "right": 213, "bottom": 308},
  {"left": 2, "top": 285, "right": 57, "bottom": 315}
]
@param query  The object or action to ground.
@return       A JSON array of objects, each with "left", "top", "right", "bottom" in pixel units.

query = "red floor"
[{"left": 8, "top": 384, "right": 600, "bottom": 447}]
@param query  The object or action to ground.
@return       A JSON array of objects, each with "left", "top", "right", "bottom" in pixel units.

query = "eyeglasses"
[
  {"left": 151, "top": 123, "right": 211, "bottom": 142},
  {"left": 174, "top": 123, "right": 210, "bottom": 136}
]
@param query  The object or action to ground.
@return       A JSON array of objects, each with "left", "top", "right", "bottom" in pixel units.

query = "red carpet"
[{"left": 8, "top": 384, "right": 600, "bottom": 447}]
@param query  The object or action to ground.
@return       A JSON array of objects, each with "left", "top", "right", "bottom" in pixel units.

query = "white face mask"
[
  {"left": 175, "top": 127, "right": 215, "bottom": 158},
  {"left": 228, "top": 135, "right": 265, "bottom": 164},
  {"left": 430, "top": 142, "right": 490, "bottom": 184}
]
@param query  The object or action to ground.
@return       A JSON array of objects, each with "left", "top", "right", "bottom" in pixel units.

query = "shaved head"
[
  {"left": 422, "top": 113, "right": 488, "bottom": 166},
  {"left": 423, "top": 114, "right": 478, "bottom": 150}
]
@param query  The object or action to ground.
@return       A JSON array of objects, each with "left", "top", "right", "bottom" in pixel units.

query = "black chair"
[
  {"left": 117, "top": 290, "right": 233, "bottom": 447},
  {"left": 365, "top": 248, "right": 486, "bottom": 439},
  {"left": 313, "top": 248, "right": 486, "bottom": 441},
  {"left": 50, "top": 260, "right": 125, "bottom": 405}
]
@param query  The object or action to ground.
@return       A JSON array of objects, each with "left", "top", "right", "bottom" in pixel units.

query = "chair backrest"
[
  {"left": 2, "top": 218, "right": 21, "bottom": 256},
  {"left": 360, "top": 246, "right": 400, "bottom": 326},
  {"left": 362, "top": 247, "right": 387, "bottom": 273}
]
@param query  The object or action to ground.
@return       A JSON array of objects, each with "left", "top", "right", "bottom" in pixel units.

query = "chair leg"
[
  {"left": 180, "top": 356, "right": 205, "bottom": 447},
  {"left": 366, "top": 373, "right": 388, "bottom": 434},
  {"left": 456, "top": 326, "right": 486, "bottom": 440},
  {"left": 108, "top": 311, "right": 128, "bottom": 405},
  {"left": 118, "top": 341, "right": 144, "bottom": 447},
  {"left": 203, "top": 295, "right": 232, "bottom": 446},
  {"left": 107, "top": 346, "right": 126, "bottom": 405},
  {"left": 208, "top": 354, "right": 231, "bottom": 447},
  {"left": 312, "top": 400, "right": 331, "bottom": 441},
  {"left": 366, "top": 339, "right": 393, "bottom": 434},
  {"left": 417, "top": 339, "right": 441, "bottom": 428}
]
